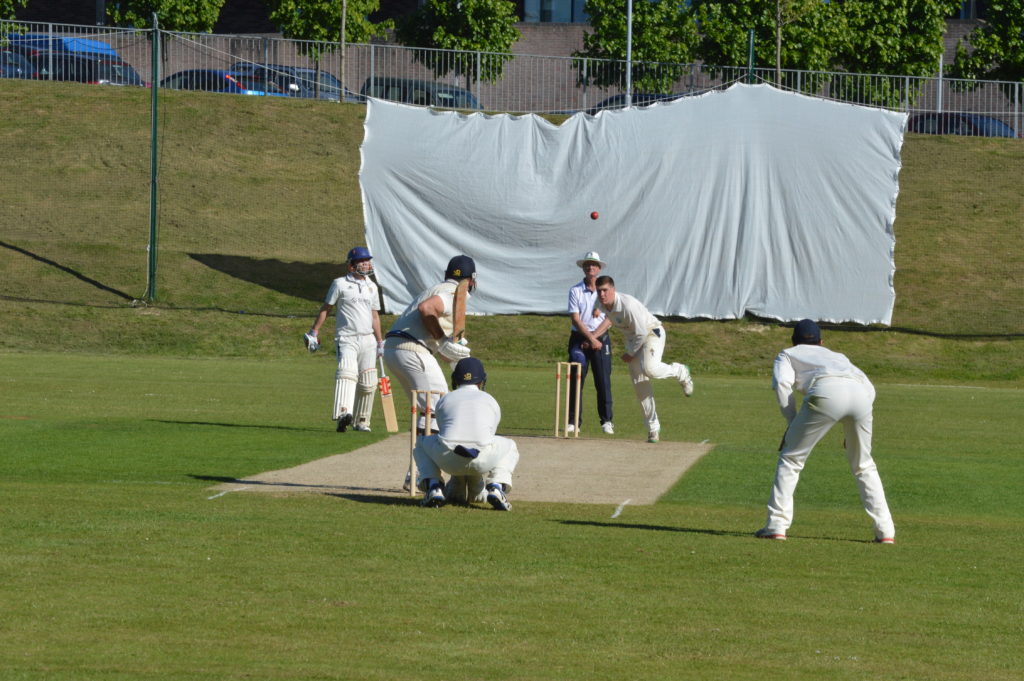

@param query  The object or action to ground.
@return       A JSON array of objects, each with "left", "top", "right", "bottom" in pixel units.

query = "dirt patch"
[{"left": 210, "top": 434, "right": 713, "bottom": 505}]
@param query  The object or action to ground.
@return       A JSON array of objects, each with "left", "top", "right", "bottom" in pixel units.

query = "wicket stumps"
[
  {"left": 554, "top": 361, "right": 582, "bottom": 438},
  {"left": 408, "top": 389, "right": 444, "bottom": 497}
]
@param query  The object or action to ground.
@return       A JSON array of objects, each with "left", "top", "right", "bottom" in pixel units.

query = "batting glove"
[
  {"left": 376, "top": 340, "right": 385, "bottom": 357},
  {"left": 438, "top": 337, "right": 471, "bottom": 362},
  {"left": 303, "top": 329, "right": 320, "bottom": 353}
]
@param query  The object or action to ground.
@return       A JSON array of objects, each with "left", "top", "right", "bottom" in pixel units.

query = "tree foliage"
[
  {"left": 269, "top": 0, "right": 391, "bottom": 53},
  {"left": 574, "top": 0, "right": 698, "bottom": 92},
  {"left": 1, "top": 0, "right": 27, "bottom": 22},
  {"left": 835, "top": 0, "right": 959, "bottom": 76},
  {"left": 107, "top": 0, "right": 226, "bottom": 32},
  {"left": 396, "top": 0, "right": 521, "bottom": 85},
  {"left": 950, "top": 0, "right": 1024, "bottom": 93}
]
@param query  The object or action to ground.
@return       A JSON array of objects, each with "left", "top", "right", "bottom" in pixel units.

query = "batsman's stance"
[
  {"left": 382, "top": 255, "right": 475, "bottom": 433},
  {"left": 755, "top": 319, "right": 895, "bottom": 543},
  {"left": 414, "top": 357, "right": 519, "bottom": 510},
  {"left": 304, "top": 246, "right": 383, "bottom": 432}
]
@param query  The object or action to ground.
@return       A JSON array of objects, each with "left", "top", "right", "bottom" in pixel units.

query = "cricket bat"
[
  {"left": 378, "top": 357, "right": 399, "bottom": 433},
  {"left": 452, "top": 278, "right": 470, "bottom": 342}
]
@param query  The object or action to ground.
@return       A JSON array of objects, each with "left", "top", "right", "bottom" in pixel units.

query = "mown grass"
[
  {"left": 1, "top": 78, "right": 1022, "bottom": 680},
  {"left": 1, "top": 353, "right": 1021, "bottom": 680}
]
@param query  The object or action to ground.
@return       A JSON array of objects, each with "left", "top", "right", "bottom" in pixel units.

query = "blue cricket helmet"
[{"left": 451, "top": 357, "right": 487, "bottom": 388}]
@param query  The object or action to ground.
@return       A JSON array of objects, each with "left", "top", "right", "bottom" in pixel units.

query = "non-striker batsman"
[{"left": 304, "top": 246, "right": 384, "bottom": 432}]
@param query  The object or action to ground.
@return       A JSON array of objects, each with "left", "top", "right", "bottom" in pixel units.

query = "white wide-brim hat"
[{"left": 575, "top": 251, "right": 607, "bottom": 268}]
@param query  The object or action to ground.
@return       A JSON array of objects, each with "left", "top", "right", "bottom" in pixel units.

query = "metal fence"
[
  {"left": 2, "top": 19, "right": 1022, "bottom": 131},
  {"left": 1, "top": 20, "right": 1021, "bottom": 337}
]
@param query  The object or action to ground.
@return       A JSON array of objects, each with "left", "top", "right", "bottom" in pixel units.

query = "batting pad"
[
  {"left": 360, "top": 84, "right": 905, "bottom": 325},
  {"left": 208, "top": 435, "right": 712, "bottom": 505}
]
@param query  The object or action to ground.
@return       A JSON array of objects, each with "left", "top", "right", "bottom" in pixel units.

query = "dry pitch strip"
[{"left": 209, "top": 435, "right": 712, "bottom": 505}]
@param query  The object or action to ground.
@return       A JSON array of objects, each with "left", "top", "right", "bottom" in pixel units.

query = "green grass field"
[{"left": 1, "top": 80, "right": 1022, "bottom": 680}]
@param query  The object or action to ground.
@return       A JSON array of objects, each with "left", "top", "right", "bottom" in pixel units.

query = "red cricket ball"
[{"left": 590, "top": 211, "right": 599, "bottom": 220}]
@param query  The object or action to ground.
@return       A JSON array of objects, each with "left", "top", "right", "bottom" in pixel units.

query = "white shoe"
[
  {"left": 566, "top": 424, "right": 576, "bottom": 434},
  {"left": 680, "top": 365, "right": 694, "bottom": 397},
  {"left": 402, "top": 471, "right": 412, "bottom": 492},
  {"left": 601, "top": 422, "right": 615, "bottom": 435},
  {"left": 421, "top": 482, "right": 445, "bottom": 508},
  {"left": 755, "top": 527, "right": 787, "bottom": 540},
  {"left": 647, "top": 430, "right": 660, "bottom": 443},
  {"left": 486, "top": 483, "right": 511, "bottom": 511},
  {"left": 353, "top": 423, "right": 371, "bottom": 432}
]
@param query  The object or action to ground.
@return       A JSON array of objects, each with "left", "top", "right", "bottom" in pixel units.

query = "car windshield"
[
  {"left": 967, "top": 115, "right": 1015, "bottom": 138},
  {"left": 98, "top": 62, "right": 142, "bottom": 85},
  {"left": 435, "top": 90, "right": 477, "bottom": 109}
]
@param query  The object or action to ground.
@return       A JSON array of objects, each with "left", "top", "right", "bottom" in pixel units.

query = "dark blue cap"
[
  {"left": 792, "top": 319, "right": 821, "bottom": 345},
  {"left": 445, "top": 255, "right": 476, "bottom": 281},
  {"left": 451, "top": 357, "right": 486, "bottom": 388},
  {"left": 347, "top": 246, "right": 372, "bottom": 261}
]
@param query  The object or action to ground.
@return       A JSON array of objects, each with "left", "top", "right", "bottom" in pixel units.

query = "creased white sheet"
[{"left": 360, "top": 83, "right": 905, "bottom": 324}]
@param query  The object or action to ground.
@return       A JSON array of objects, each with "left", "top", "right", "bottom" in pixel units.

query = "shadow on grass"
[
  {"left": 152, "top": 419, "right": 322, "bottom": 432},
  {"left": 1, "top": 239, "right": 135, "bottom": 301},
  {"left": 557, "top": 520, "right": 877, "bottom": 544},
  {"left": 188, "top": 253, "right": 343, "bottom": 302},
  {"left": 191, "top": 474, "right": 417, "bottom": 506}
]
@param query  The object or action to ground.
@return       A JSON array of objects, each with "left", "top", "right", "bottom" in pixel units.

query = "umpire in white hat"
[{"left": 565, "top": 250, "right": 614, "bottom": 434}]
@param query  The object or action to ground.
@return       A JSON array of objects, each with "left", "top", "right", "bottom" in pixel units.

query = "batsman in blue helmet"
[
  {"left": 414, "top": 357, "right": 519, "bottom": 510},
  {"left": 304, "top": 246, "right": 383, "bottom": 432}
]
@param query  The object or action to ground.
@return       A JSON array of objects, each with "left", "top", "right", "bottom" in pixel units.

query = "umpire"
[{"left": 566, "top": 251, "right": 614, "bottom": 434}]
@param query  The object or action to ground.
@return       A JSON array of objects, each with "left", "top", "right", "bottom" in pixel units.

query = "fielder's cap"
[
  {"left": 452, "top": 357, "right": 486, "bottom": 387},
  {"left": 445, "top": 255, "right": 476, "bottom": 281},
  {"left": 792, "top": 319, "right": 821, "bottom": 346},
  {"left": 576, "top": 250, "right": 607, "bottom": 268},
  {"left": 347, "top": 246, "right": 372, "bottom": 261}
]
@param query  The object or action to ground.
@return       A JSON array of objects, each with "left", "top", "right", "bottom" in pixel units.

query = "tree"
[
  {"left": 1, "top": 0, "right": 27, "bottom": 21},
  {"left": 395, "top": 0, "right": 521, "bottom": 86},
  {"left": 574, "top": 0, "right": 699, "bottom": 93},
  {"left": 107, "top": 0, "right": 226, "bottom": 32},
  {"left": 691, "top": 0, "right": 838, "bottom": 81},
  {"left": 269, "top": 0, "right": 391, "bottom": 48},
  {"left": 950, "top": 0, "right": 1024, "bottom": 98}
]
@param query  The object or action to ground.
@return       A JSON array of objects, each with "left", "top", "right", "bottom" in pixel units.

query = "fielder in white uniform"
[
  {"left": 304, "top": 246, "right": 383, "bottom": 432},
  {"left": 755, "top": 319, "right": 895, "bottom": 543},
  {"left": 415, "top": 357, "right": 519, "bottom": 511},
  {"left": 382, "top": 255, "right": 474, "bottom": 432},
  {"left": 594, "top": 275, "right": 693, "bottom": 443}
]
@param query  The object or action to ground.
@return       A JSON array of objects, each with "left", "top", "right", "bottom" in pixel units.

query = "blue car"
[
  {"left": 158, "top": 69, "right": 288, "bottom": 96},
  {"left": 1, "top": 49, "right": 35, "bottom": 79},
  {"left": 908, "top": 112, "right": 1017, "bottom": 138}
]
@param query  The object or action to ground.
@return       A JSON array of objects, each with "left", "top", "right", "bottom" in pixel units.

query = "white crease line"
[
  {"left": 611, "top": 499, "right": 632, "bottom": 519},
  {"left": 207, "top": 487, "right": 249, "bottom": 500},
  {"left": 700, "top": 439, "right": 710, "bottom": 444}
]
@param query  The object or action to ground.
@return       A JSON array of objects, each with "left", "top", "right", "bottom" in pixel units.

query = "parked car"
[
  {"left": 231, "top": 63, "right": 362, "bottom": 102},
  {"left": 360, "top": 77, "right": 481, "bottom": 110},
  {"left": 28, "top": 51, "right": 145, "bottom": 86},
  {"left": 1, "top": 49, "right": 36, "bottom": 78},
  {"left": 6, "top": 33, "right": 122, "bottom": 59},
  {"left": 587, "top": 92, "right": 684, "bottom": 116},
  {"left": 158, "top": 69, "right": 288, "bottom": 97},
  {"left": 907, "top": 112, "right": 1017, "bottom": 138}
]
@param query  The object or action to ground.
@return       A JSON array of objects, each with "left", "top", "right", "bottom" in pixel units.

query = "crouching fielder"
[
  {"left": 755, "top": 319, "right": 895, "bottom": 543},
  {"left": 415, "top": 357, "right": 519, "bottom": 511},
  {"left": 305, "top": 246, "right": 383, "bottom": 432}
]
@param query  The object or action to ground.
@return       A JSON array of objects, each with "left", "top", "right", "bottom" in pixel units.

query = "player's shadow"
[
  {"left": 153, "top": 419, "right": 321, "bottom": 432},
  {"left": 192, "top": 474, "right": 418, "bottom": 505},
  {"left": 187, "top": 253, "right": 345, "bottom": 302},
  {"left": 557, "top": 519, "right": 748, "bottom": 538}
]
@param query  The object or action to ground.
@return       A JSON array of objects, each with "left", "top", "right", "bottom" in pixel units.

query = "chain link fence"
[{"left": 1, "top": 20, "right": 1021, "bottom": 335}]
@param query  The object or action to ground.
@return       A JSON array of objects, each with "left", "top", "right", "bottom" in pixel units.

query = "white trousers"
[
  {"left": 629, "top": 328, "right": 688, "bottom": 432},
  {"left": 382, "top": 341, "right": 447, "bottom": 425},
  {"left": 413, "top": 434, "right": 520, "bottom": 492},
  {"left": 765, "top": 376, "right": 895, "bottom": 540}
]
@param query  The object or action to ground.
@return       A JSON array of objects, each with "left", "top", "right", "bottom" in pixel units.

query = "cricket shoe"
[
  {"left": 679, "top": 365, "right": 694, "bottom": 397},
  {"left": 336, "top": 413, "right": 354, "bottom": 432},
  {"left": 874, "top": 537, "right": 895, "bottom": 545},
  {"left": 754, "top": 527, "right": 787, "bottom": 540},
  {"left": 647, "top": 430, "right": 660, "bottom": 443},
  {"left": 601, "top": 421, "right": 615, "bottom": 435},
  {"left": 421, "top": 483, "right": 446, "bottom": 508},
  {"left": 353, "top": 423, "right": 371, "bottom": 432},
  {"left": 486, "top": 483, "right": 511, "bottom": 511},
  {"left": 566, "top": 424, "right": 577, "bottom": 434},
  {"left": 402, "top": 471, "right": 412, "bottom": 492}
]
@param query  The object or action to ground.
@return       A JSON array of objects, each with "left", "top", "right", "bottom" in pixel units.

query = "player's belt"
[{"left": 385, "top": 330, "right": 429, "bottom": 350}]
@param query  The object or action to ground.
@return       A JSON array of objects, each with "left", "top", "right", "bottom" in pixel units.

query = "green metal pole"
[
  {"left": 146, "top": 13, "right": 160, "bottom": 302},
  {"left": 747, "top": 29, "right": 755, "bottom": 84}
]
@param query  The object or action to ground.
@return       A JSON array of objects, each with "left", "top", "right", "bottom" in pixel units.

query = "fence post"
[
  {"left": 146, "top": 14, "right": 160, "bottom": 302},
  {"left": 746, "top": 29, "right": 755, "bottom": 84},
  {"left": 476, "top": 50, "right": 481, "bottom": 108}
]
